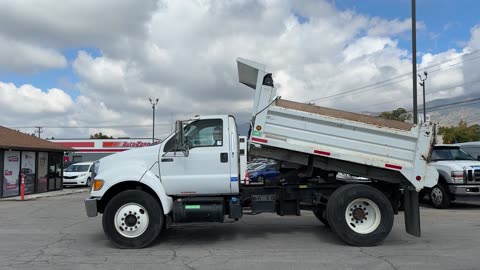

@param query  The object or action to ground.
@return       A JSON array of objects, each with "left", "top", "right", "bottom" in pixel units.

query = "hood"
[
  {"left": 97, "top": 144, "right": 161, "bottom": 175},
  {"left": 432, "top": 160, "right": 480, "bottom": 170}
]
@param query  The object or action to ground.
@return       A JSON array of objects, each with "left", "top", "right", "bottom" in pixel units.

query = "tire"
[
  {"left": 313, "top": 206, "right": 330, "bottom": 227},
  {"left": 103, "top": 190, "right": 163, "bottom": 249},
  {"left": 429, "top": 183, "right": 451, "bottom": 209},
  {"left": 86, "top": 177, "right": 92, "bottom": 187},
  {"left": 326, "top": 184, "right": 394, "bottom": 246}
]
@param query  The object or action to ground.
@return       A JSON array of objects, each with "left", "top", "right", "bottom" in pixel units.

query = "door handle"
[
  {"left": 161, "top": 158, "right": 174, "bottom": 162},
  {"left": 220, "top": 153, "right": 228, "bottom": 163}
]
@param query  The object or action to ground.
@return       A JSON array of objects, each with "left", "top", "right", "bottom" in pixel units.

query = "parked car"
[
  {"left": 63, "top": 162, "right": 95, "bottom": 187},
  {"left": 248, "top": 163, "right": 280, "bottom": 183},
  {"left": 427, "top": 145, "right": 480, "bottom": 208}
]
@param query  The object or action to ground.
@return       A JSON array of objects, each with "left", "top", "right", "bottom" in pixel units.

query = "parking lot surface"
[{"left": 0, "top": 191, "right": 479, "bottom": 270}]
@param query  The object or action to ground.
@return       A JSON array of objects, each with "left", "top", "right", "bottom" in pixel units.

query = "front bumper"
[
  {"left": 448, "top": 185, "right": 480, "bottom": 197},
  {"left": 63, "top": 177, "right": 87, "bottom": 186},
  {"left": 84, "top": 197, "right": 99, "bottom": 217}
]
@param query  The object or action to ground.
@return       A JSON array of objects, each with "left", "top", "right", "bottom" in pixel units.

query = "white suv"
[{"left": 63, "top": 162, "right": 94, "bottom": 187}]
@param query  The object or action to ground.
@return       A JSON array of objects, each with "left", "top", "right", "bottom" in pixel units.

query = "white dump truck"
[{"left": 85, "top": 58, "right": 438, "bottom": 248}]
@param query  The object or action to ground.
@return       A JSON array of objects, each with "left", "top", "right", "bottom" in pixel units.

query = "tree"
[
  {"left": 90, "top": 132, "right": 113, "bottom": 139},
  {"left": 438, "top": 120, "right": 480, "bottom": 144},
  {"left": 379, "top": 108, "right": 412, "bottom": 122}
]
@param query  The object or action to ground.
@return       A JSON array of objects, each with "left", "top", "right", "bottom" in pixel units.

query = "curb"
[{"left": 0, "top": 188, "right": 89, "bottom": 201}]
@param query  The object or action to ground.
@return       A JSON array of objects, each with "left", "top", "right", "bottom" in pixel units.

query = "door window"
[{"left": 164, "top": 119, "right": 223, "bottom": 152}]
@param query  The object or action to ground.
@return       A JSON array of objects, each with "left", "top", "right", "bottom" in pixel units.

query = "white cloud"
[
  {"left": 0, "top": 82, "right": 73, "bottom": 114},
  {"left": 0, "top": 35, "right": 66, "bottom": 72}
]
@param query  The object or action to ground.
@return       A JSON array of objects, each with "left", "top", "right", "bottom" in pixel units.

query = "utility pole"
[
  {"left": 411, "top": 0, "right": 418, "bottom": 124},
  {"left": 34, "top": 127, "right": 44, "bottom": 138},
  {"left": 418, "top": 71, "right": 428, "bottom": 123},
  {"left": 149, "top": 98, "right": 159, "bottom": 143}
]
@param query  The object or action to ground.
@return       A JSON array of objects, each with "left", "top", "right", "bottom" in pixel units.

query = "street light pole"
[
  {"left": 418, "top": 72, "right": 428, "bottom": 122},
  {"left": 149, "top": 98, "right": 159, "bottom": 143},
  {"left": 412, "top": 0, "right": 418, "bottom": 124}
]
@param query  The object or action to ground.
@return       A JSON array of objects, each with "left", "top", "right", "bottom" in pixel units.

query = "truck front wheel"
[
  {"left": 326, "top": 184, "right": 393, "bottom": 246},
  {"left": 103, "top": 190, "right": 163, "bottom": 249},
  {"left": 429, "top": 183, "right": 451, "bottom": 209}
]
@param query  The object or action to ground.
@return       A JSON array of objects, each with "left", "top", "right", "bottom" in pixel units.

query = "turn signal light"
[{"left": 93, "top": 179, "right": 104, "bottom": 191}]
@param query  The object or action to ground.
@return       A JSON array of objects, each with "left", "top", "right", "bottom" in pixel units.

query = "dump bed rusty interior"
[{"left": 276, "top": 99, "right": 413, "bottom": 131}]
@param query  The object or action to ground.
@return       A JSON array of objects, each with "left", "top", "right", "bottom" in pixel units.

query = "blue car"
[{"left": 249, "top": 164, "right": 280, "bottom": 183}]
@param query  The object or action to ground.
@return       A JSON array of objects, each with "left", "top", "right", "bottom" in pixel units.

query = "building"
[
  {"left": 49, "top": 138, "right": 160, "bottom": 164},
  {"left": 0, "top": 126, "right": 74, "bottom": 198}
]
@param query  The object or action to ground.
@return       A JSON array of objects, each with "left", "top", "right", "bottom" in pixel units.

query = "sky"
[{"left": 0, "top": 0, "right": 479, "bottom": 139}]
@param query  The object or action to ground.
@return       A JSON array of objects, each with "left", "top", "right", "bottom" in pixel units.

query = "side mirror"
[
  {"left": 174, "top": 120, "right": 189, "bottom": 156},
  {"left": 477, "top": 155, "right": 480, "bottom": 161}
]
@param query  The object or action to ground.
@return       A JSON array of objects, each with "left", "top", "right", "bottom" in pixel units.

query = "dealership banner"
[
  {"left": 3, "top": 151, "right": 20, "bottom": 197},
  {"left": 21, "top": 152, "right": 36, "bottom": 195}
]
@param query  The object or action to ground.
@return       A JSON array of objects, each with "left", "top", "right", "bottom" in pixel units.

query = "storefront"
[{"left": 0, "top": 126, "right": 74, "bottom": 198}]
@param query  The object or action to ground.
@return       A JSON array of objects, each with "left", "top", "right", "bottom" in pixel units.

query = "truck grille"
[{"left": 466, "top": 169, "right": 480, "bottom": 182}]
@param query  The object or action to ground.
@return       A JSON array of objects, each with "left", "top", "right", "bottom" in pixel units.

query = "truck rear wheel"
[
  {"left": 103, "top": 190, "right": 163, "bottom": 249},
  {"left": 326, "top": 184, "right": 393, "bottom": 246}
]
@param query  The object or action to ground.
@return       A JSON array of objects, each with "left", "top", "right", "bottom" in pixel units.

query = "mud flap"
[{"left": 404, "top": 188, "right": 421, "bottom": 237}]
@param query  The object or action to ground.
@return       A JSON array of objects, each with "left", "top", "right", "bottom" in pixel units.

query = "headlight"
[
  {"left": 451, "top": 171, "right": 465, "bottom": 184},
  {"left": 93, "top": 161, "right": 100, "bottom": 178},
  {"left": 79, "top": 173, "right": 86, "bottom": 177}
]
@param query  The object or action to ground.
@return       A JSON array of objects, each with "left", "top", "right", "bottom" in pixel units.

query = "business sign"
[
  {"left": 102, "top": 141, "right": 153, "bottom": 148},
  {"left": 3, "top": 151, "right": 20, "bottom": 197},
  {"left": 50, "top": 139, "right": 158, "bottom": 153}
]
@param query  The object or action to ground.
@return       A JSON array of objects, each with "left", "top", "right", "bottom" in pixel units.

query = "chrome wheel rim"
[
  {"left": 431, "top": 187, "right": 443, "bottom": 206},
  {"left": 114, "top": 203, "right": 149, "bottom": 238}
]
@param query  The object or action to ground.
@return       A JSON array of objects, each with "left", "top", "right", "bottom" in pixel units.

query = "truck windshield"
[{"left": 431, "top": 148, "right": 475, "bottom": 161}]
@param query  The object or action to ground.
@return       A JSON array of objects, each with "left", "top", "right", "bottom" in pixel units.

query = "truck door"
[{"left": 160, "top": 117, "right": 233, "bottom": 195}]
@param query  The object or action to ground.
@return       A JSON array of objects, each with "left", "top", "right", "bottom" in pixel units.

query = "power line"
[
  {"left": 307, "top": 49, "right": 480, "bottom": 103},
  {"left": 9, "top": 123, "right": 171, "bottom": 129},
  {"left": 351, "top": 78, "right": 480, "bottom": 111},
  {"left": 426, "top": 97, "right": 480, "bottom": 112}
]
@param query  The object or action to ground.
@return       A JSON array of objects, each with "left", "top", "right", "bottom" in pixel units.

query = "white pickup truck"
[
  {"left": 427, "top": 144, "right": 480, "bottom": 208},
  {"left": 84, "top": 58, "right": 438, "bottom": 248}
]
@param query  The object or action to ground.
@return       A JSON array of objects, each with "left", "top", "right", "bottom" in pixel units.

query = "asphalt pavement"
[{"left": 0, "top": 191, "right": 479, "bottom": 270}]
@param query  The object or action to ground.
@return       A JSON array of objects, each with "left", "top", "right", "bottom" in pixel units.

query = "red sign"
[
  {"left": 7, "top": 156, "right": 18, "bottom": 162},
  {"left": 57, "top": 142, "right": 95, "bottom": 147},
  {"left": 102, "top": 141, "right": 153, "bottom": 148}
]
